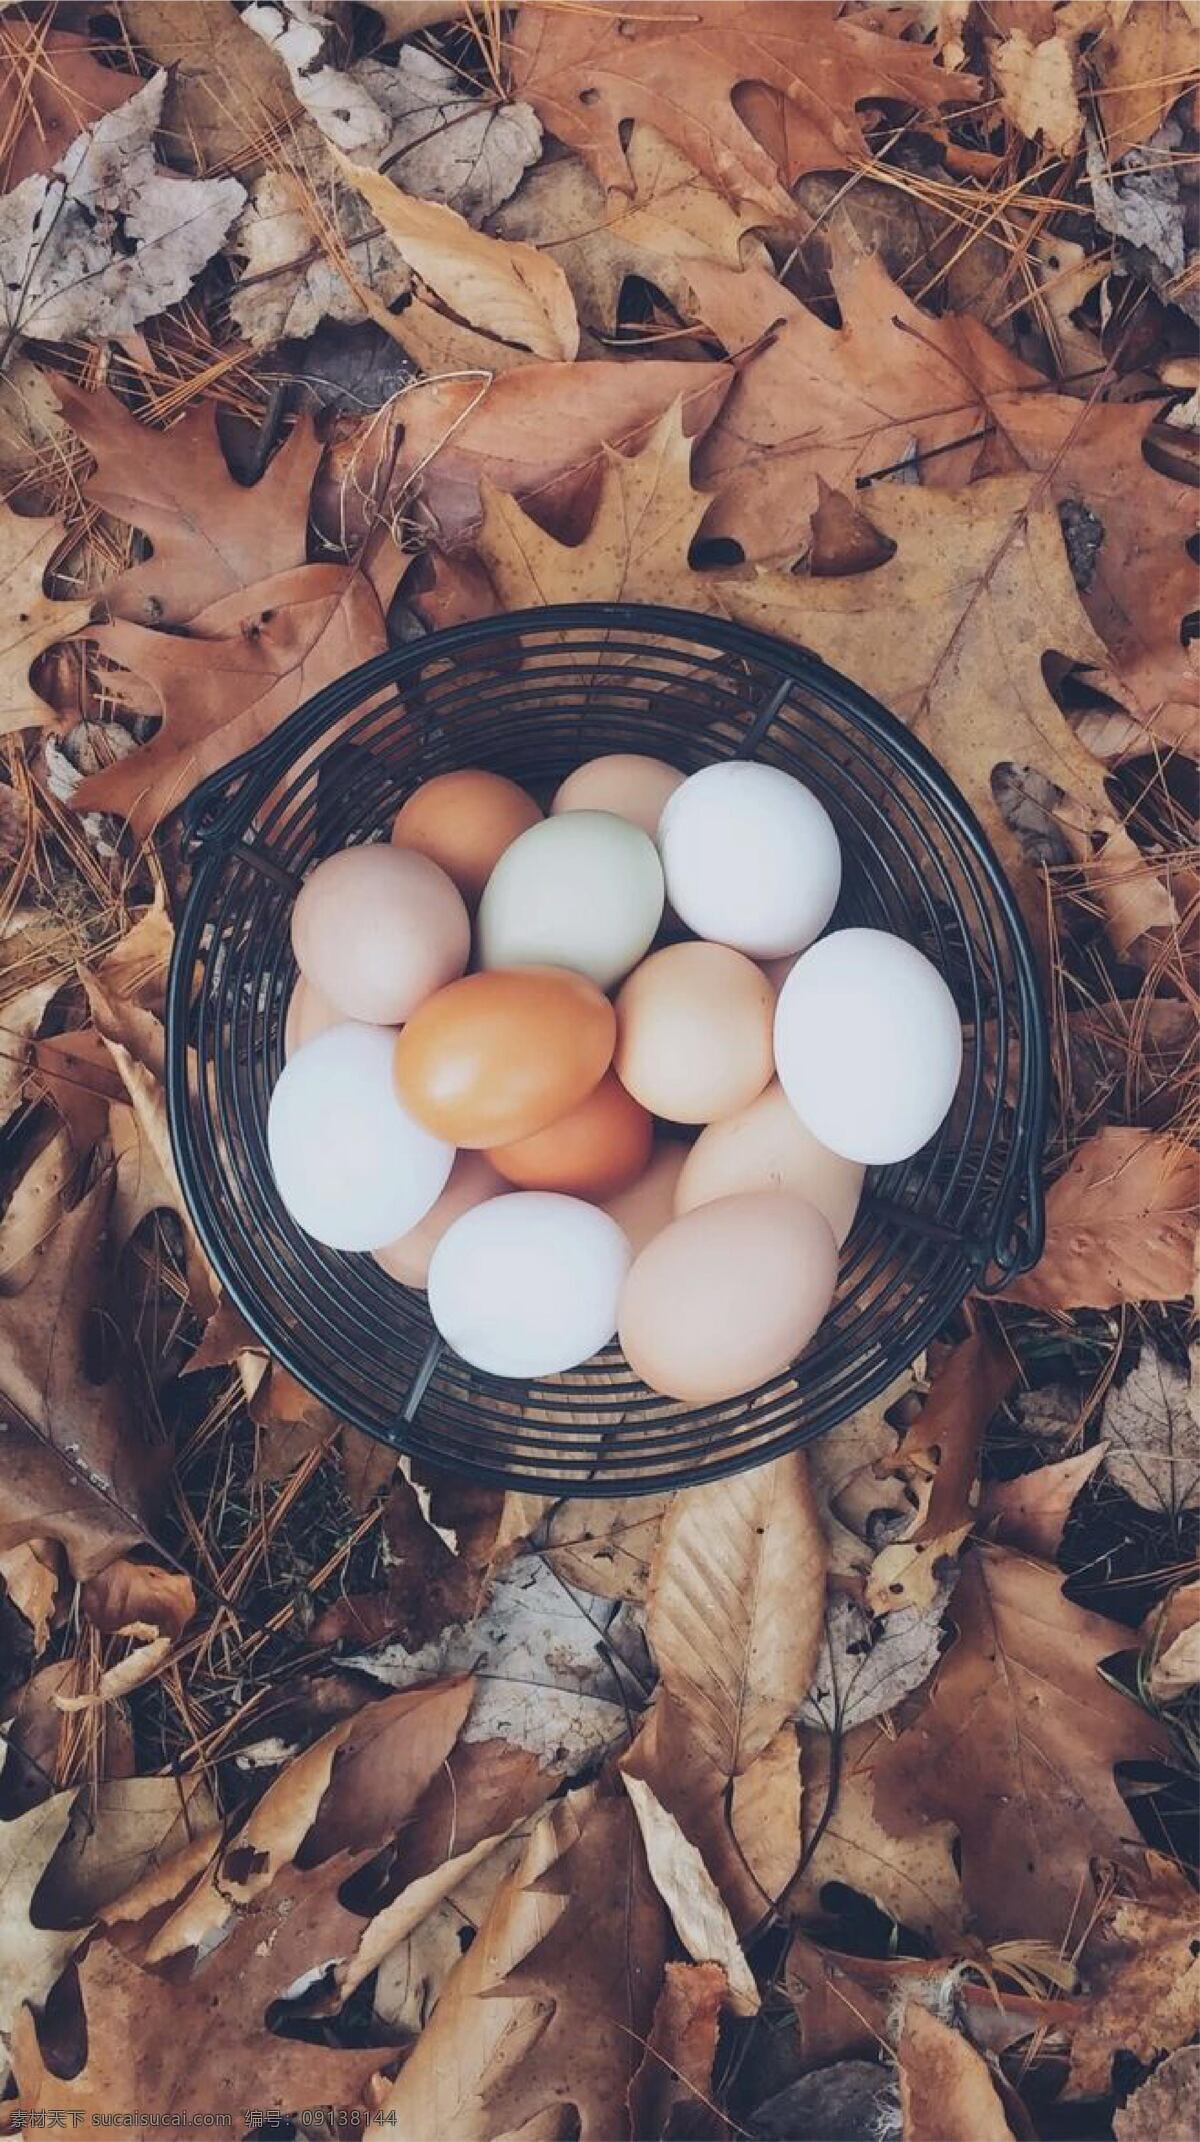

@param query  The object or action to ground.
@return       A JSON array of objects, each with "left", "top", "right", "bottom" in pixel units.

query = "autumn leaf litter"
[{"left": 0, "top": 3, "right": 1197, "bottom": 2137}]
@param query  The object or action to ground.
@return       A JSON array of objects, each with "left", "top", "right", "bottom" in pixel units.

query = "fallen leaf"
[
  {"left": 0, "top": 1175, "right": 165, "bottom": 1578},
  {"left": 230, "top": 166, "right": 412, "bottom": 351},
  {"left": 367, "top": 1815, "right": 539, "bottom": 2033},
  {"left": 52, "top": 1634, "right": 171, "bottom": 1710},
  {"left": 979, "top": 1445, "right": 1108, "bottom": 1558},
  {"left": 688, "top": 239, "right": 1034, "bottom": 561},
  {"left": 621, "top": 1771, "right": 759, "bottom": 2016},
  {"left": 1086, "top": 115, "right": 1198, "bottom": 326},
  {"left": 896, "top": 1998, "right": 1015, "bottom": 2141},
  {"left": 0, "top": 21, "right": 140, "bottom": 186},
  {"left": 1113, "top": 2042, "right": 1200, "bottom": 2142},
  {"left": 0, "top": 497, "right": 94, "bottom": 740},
  {"left": 541, "top": 1495, "right": 671, "bottom": 1601},
  {"left": 728, "top": 1724, "right": 804, "bottom": 1908},
  {"left": 72, "top": 553, "right": 399, "bottom": 839},
  {"left": 1142, "top": 1578, "right": 1200, "bottom": 1703},
  {"left": 785, "top": 1931, "right": 1075, "bottom": 2071},
  {"left": 806, "top": 1362, "right": 919, "bottom": 1578},
  {"left": 0, "top": 1790, "right": 80, "bottom": 2063},
  {"left": 0, "top": 1538, "right": 58, "bottom": 1653},
  {"left": 332, "top": 146, "right": 579, "bottom": 362},
  {"left": 0, "top": 73, "right": 245, "bottom": 346},
  {"left": 52, "top": 379, "right": 322, "bottom": 628},
  {"left": 78, "top": 1558, "right": 196, "bottom": 1643},
  {"left": 1004, "top": 1129, "right": 1198, "bottom": 1312},
  {"left": 626, "top": 1960, "right": 726, "bottom": 2142},
  {"left": 0, "top": 974, "right": 56, "bottom": 1126},
  {"left": 1088, "top": 0, "right": 1199, "bottom": 160},
  {"left": 990, "top": 20, "right": 1085, "bottom": 154},
  {"left": 37, "top": 1773, "right": 216, "bottom": 1925},
  {"left": 509, "top": 1, "right": 978, "bottom": 215},
  {"left": 789, "top": 1724, "right": 967, "bottom": 1949},
  {"left": 118, "top": 0, "right": 299, "bottom": 170},
  {"left": 492, "top": 124, "right": 768, "bottom": 335},
  {"left": 352, "top": 42, "right": 542, "bottom": 219},
  {"left": 800, "top": 1591, "right": 950, "bottom": 1734},
  {"left": 871, "top": 1544, "right": 1171, "bottom": 1945},
  {"left": 1068, "top": 1855, "right": 1200, "bottom": 2094},
  {"left": 1099, "top": 1344, "right": 1199, "bottom": 1515}
]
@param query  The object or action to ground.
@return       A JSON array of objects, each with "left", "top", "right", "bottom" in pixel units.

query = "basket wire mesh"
[{"left": 166, "top": 603, "right": 1048, "bottom": 1495}]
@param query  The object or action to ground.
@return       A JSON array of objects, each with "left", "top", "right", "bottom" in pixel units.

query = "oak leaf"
[
  {"left": 0, "top": 22, "right": 139, "bottom": 186},
  {"left": 52, "top": 379, "right": 322, "bottom": 627},
  {"left": 0, "top": 498, "right": 94, "bottom": 740},
  {"left": 870, "top": 1544, "right": 1171, "bottom": 1945},
  {"left": 72, "top": 553, "right": 400, "bottom": 839},
  {"left": 1068, "top": 1855, "right": 1200, "bottom": 2094},
  {"left": 0, "top": 1791, "right": 80, "bottom": 2067},
  {"left": 37, "top": 1773, "right": 216, "bottom": 1926},
  {"left": 979, "top": 1444, "right": 1107, "bottom": 1559},
  {"left": 509, "top": 0, "right": 979, "bottom": 216},
  {"left": 1003, "top": 1128, "right": 1197, "bottom": 1312},
  {"left": 789, "top": 1725, "right": 967, "bottom": 1950},
  {"left": 896, "top": 1998, "right": 1015, "bottom": 2142},
  {"left": 1099, "top": 1343, "right": 1199, "bottom": 1514},
  {"left": 1088, "top": 0, "right": 1200, "bottom": 160}
]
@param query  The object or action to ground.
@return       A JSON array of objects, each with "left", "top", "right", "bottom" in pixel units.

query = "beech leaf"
[{"left": 621, "top": 1771, "right": 759, "bottom": 2016}]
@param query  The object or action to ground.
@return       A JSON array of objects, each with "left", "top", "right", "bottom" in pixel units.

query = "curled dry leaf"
[
  {"left": 1004, "top": 1129, "right": 1198, "bottom": 1313},
  {"left": 52, "top": 1634, "right": 172, "bottom": 1711},
  {"left": 1099, "top": 1343, "right": 1199, "bottom": 1515},
  {"left": 79, "top": 1558, "right": 197, "bottom": 1643},
  {"left": 0, "top": 497, "right": 94, "bottom": 740},
  {"left": 1068, "top": 1855, "right": 1200, "bottom": 2095},
  {"left": 978, "top": 1444, "right": 1108, "bottom": 1559},
  {"left": 896, "top": 1998, "right": 1015, "bottom": 2142},
  {"left": 1142, "top": 1579, "right": 1200, "bottom": 1703},
  {"left": 0, "top": 73, "right": 244, "bottom": 347},
  {"left": 621, "top": 1771, "right": 759, "bottom": 2016}
]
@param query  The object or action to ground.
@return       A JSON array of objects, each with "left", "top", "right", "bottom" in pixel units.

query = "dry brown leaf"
[
  {"left": 801, "top": 1591, "right": 949, "bottom": 1735},
  {"left": 541, "top": 1495, "right": 670, "bottom": 1602},
  {"left": 621, "top": 1771, "right": 758, "bottom": 2017},
  {"left": 897, "top": 1998, "right": 1015, "bottom": 2142},
  {"left": 118, "top": 0, "right": 299, "bottom": 169},
  {"left": 1089, "top": 0, "right": 1200, "bottom": 160},
  {"left": 1142, "top": 1578, "right": 1200, "bottom": 1703},
  {"left": 979, "top": 1444, "right": 1107, "bottom": 1558},
  {"left": 1004, "top": 1130, "right": 1198, "bottom": 1312},
  {"left": 0, "top": 1174, "right": 166, "bottom": 1579},
  {"left": 0, "top": 975, "right": 56, "bottom": 1127},
  {"left": 989, "top": 19, "right": 1085, "bottom": 154},
  {"left": 728, "top": 1725, "right": 803, "bottom": 1906},
  {"left": 510, "top": 1, "right": 978, "bottom": 216},
  {"left": 39, "top": 1773, "right": 216, "bottom": 1926},
  {"left": 0, "top": 21, "right": 140, "bottom": 186},
  {"left": 79, "top": 1558, "right": 196, "bottom": 1643},
  {"left": 0, "top": 1537, "right": 58, "bottom": 1653},
  {"left": 871, "top": 1544, "right": 1170, "bottom": 1945},
  {"left": 627, "top": 1960, "right": 726, "bottom": 2142},
  {"left": 53, "top": 379, "right": 322, "bottom": 628},
  {"left": 0, "top": 497, "right": 94, "bottom": 740},
  {"left": 331, "top": 146, "right": 578, "bottom": 362},
  {"left": 52, "top": 1635, "right": 171, "bottom": 1711},
  {"left": 230, "top": 165, "right": 412, "bottom": 352},
  {"left": 806, "top": 1362, "right": 919, "bottom": 1578},
  {"left": 492, "top": 125, "right": 768, "bottom": 335},
  {"left": 864, "top": 1337, "right": 1013, "bottom": 1617},
  {"left": 1069, "top": 1855, "right": 1200, "bottom": 2094},
  {"left": 0, "top": 1130, "right": 76, "bottom": 1296},
  {"left": 72, "top": 551, "right": 400, "bottom": 839},
  {"left": 788, "top": 1725, "right": 966, "bottom": 1949},
  {"left": 1113, "top": 2043, "right": 1200, "bottom": 2142},
  {"left": 0, "top": 1790, "right": 81, "bottom": 2062},
  {"left": 1100, "top": 1344, "right": 1199, "bottom": 1514}
]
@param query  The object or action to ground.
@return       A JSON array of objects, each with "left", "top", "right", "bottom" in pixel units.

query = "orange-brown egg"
[
  {"left": 372, "top": 1151, "right": 505, "bottom": 1289},
  {"left": 488, "top": 1071, "right": 652, "bottom": 1200},
  {"left": 284, "top": 976, "right": 343, "bottom": 1058},
  {"left": 618, "top": 1190, "right": 838, "bottom": 1405},
  {"left": 615, "top": 941, "right": 774, "bottom": 1124},
  {"left": 393, "top": 967, "right": 615, "bottom": 1148},
  {"left": 391, "top": 769, "right": 541, "bottom": 906},
  {"left": 602, "top": 1141, "right": 688, "bottom": 1257}
]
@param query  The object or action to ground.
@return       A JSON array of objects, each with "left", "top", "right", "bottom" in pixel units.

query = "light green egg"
[{"left": 477, "top": 810, "right": 665, "bottom": 991}]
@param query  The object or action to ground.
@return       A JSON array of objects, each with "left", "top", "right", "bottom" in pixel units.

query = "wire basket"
[{"left": 166, "top": 602, "right": 1047, "bottom": 1496}]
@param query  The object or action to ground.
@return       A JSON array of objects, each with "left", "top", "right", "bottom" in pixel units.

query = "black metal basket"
[{"left": 166, "top": 603, "right": 1048, "bottom": 1496}]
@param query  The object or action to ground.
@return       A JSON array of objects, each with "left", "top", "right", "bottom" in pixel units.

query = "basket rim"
[{"left": 166, "top": 600, "right": 1050, "bottom": 1495}]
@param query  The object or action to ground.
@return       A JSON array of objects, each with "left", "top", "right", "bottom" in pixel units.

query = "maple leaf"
[
  {"left": 0, "top": 1176, "right": 167, "bottom": 1580},
  {"left": 686, "top": 242, "right": 1036, "bottom": 562},
  {"left": 870, "top": 1543, "right": 1170, "bottom": 1945},
  {"left": 52, "top": 379, "right": 323, "bottom": 628},
  {"left": 491, "top": 124, "right": 769, "bottom": 335},
  {"left": 72, "top": 553, "right": 400, "bottom": 839},
  {"left": 509, "top": 0, "right": 980, "bottom": 216},
  {"left": 0, "top": 22, "right": 140, "bottom": 186},
  {"left": 1004, "top": 1128, "right": 1198, "bottom": 1312},
  {"left": 0, "top": 498, "right": 94, "bottom": 740}
]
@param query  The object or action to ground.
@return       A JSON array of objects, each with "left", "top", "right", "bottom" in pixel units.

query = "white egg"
[
  {"left": 774, "top": 929, "right": 963, "bottom": 1165},
  {"left": 657, "top": 762, "right": 841, "bottom": 958},
  {"left": 267, "top": 1022, "right": 453, "bottom": 1252},
  {"left": 477, "top": 811, "right": 664, "bottom": 990},
  {"left": 428, "top": 1192, "right": 631, "bottom": 1378}
]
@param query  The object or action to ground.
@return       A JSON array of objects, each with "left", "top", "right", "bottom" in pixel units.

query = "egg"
[
  {"left": 675, "top": 1081, "right": 863, "bottom": 1246},
  {"left": 391, "top": 768, "right": 541, "bottom": 906},
  {"left": 657, "top": 762, "right": 842, "bottom": 958},
  {"left": 429, "top": 1192, "right": 631, "bottom": 1378},
  {"left": 284, "top": 975, "right": 342, "bottom": 1057},
  {"left": 267, "top": 1022, "right": 453, "bottom": 1252},
  {"left": 552, "top": 754, "right": 684, "bottom": 837},
  {"left": 292, "top": 843, "right": 469, "bottom": 1025},
  {"left": 615, "top": 942, "right": 774, "bottom": 1124},
  {"left": 393, "top": 967, "right": 616, "bottom": 1147},
  {"left": 618, "top": 1191, "right": 838, "bottom": 1405},
  {"left": 488, "top": 1071, "right": 652, "bottom": 1200},
  {"left": 372, "top": 1151, "right": 505, "bottom": 1289},
  {"left": 774, "top": 928, "right": 964, "bottom": 1164},
  {"left": 477, "top": 811, "right": 664, "bottom": 990},
  {"left": 602, "top": 1142, "right": 688, "bottom": 1257}
]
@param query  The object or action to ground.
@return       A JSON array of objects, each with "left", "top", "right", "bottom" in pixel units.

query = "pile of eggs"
[{"left": 267, "top": 753, "right": 964, "bottom": 1406}]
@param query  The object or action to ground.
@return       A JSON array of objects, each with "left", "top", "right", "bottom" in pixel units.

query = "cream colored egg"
[
  {"left": 602, "top": 1142, "right": 688, "bottom": 1257},
  {"left": 675, "top": 1080, "right": 863, "bottom": 1245},
  {"left": 552, "top": 754, "right": 684, "bottom": 838},
  {"left": 292, "top": 844, "right": 469, "bottom": 1026},
  {"left": 615, "top": 942, "right": 774, "bottom": 1124},
  {"left": 284, "top": 976, "right": 343, "bottom": 1058}
]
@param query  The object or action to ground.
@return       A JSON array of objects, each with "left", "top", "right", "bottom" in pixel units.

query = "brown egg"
[
  {"left": 284, "top": 976, "right": 343, "bottom": 1058},
  {"left": 618, "top": 1191, "right": 838, "bottom": 1405},
  {"left": 372, "top": 1151, "right": 505, "bottom": 1289},
  {"left": 393, "top": 967, "right": 615, "bottom": 1147},
  {"left": 675, "top": 1080, "right": 864, "bottom": 1246},
  {"left": 488, "top": 1071, "right": 652, "bottom": 1200},
  {"left": 602, "top": 1142, "right": 688, "bottom": 1257},
  {"left": 615, "top": 941, "right": 774, "bottom": 1124},
  {"left": 391, "top": 769, "right": 541, "bottom": 906},
  {"left": 292, "top": 844, "right": 469, "bottom": 1025},
  {"left": 552, "top": 754, "right": 684, "bottom": 838}
]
